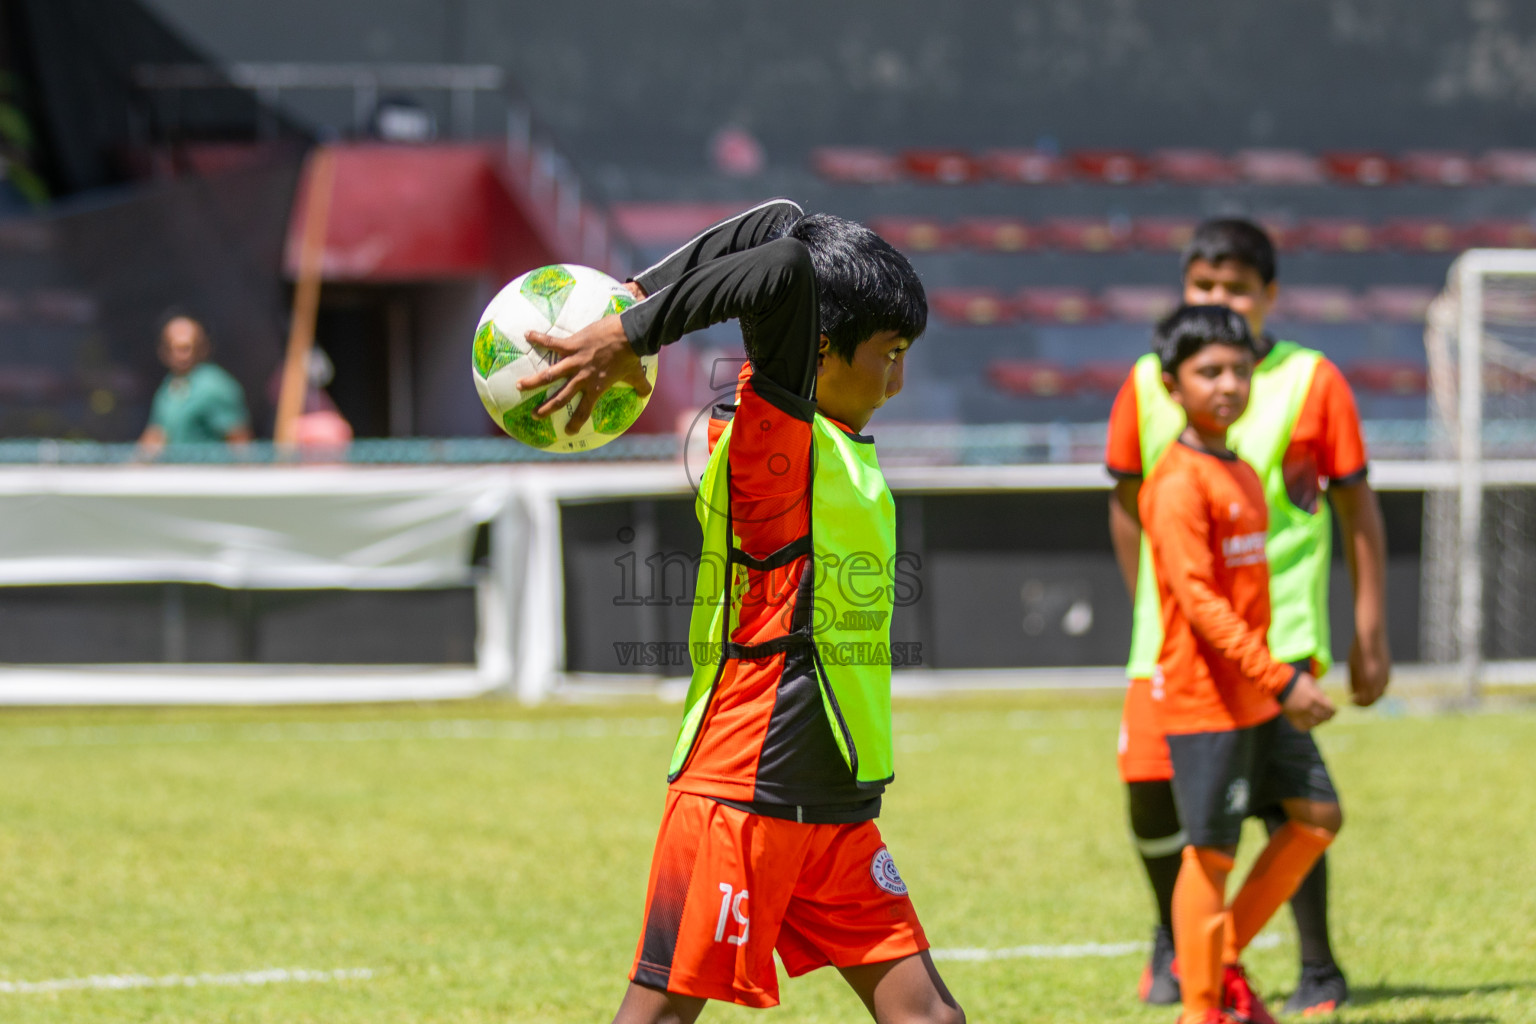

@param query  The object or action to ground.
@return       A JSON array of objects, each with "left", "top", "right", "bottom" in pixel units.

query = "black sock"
[
  {"left": 1260, "top": 808, "right": 1336, "bottom": 968},
  {"left": 1127, "top": 780, "right": 1184, "bottom": 934}
]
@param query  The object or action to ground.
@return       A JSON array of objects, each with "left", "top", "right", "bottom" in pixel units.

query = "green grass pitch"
[{"left": 0, "top": 692, "right": 1530, "bottom": 1023}]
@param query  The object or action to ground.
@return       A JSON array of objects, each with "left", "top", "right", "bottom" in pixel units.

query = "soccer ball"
[{"left": 471, "top": 264, "right": 659, "bottom": 452}]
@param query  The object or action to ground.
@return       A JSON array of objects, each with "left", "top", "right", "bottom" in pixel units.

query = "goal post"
[{"left": 1422, "top": 249, "right": 1536, "bottom": 701}]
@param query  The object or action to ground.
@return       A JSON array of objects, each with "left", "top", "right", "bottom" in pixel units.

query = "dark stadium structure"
[{"left": 3, "top": 0, "right": 1535, "bottom": 670}]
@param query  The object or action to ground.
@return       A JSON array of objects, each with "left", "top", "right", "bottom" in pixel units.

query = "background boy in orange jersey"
[
  {"left": 1141, "top": 305, "right": 1339, "bottom": 1024},
  {"left": 1106, "top": 220, "right": 1388, "bottom": 1013}
]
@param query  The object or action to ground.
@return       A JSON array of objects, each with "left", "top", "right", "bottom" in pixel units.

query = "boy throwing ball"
[
  {"left": 516, "top": 200, "right": 964, "bottom": 1024},
  {"left": 1140, "top": 306, "right": 1339, "bottom": 1024}
]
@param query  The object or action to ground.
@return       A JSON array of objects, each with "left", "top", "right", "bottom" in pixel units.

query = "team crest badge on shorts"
[
  {"left": 1225, "top": 778, "right": 1250, "bottom": 816},
  {"left": 870, "top": 847, "right": 908, "bottom": 896}
]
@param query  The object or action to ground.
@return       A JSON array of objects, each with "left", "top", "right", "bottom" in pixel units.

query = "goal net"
[{"left": 1421, "top": 249, "right": 1536, "bottom": 695}]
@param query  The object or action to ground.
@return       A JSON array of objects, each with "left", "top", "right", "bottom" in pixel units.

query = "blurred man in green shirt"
[{"left": 138, "top": 315, "right": 252, "bottom": 456}]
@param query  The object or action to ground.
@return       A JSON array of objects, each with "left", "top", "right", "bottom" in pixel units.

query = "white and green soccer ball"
[{"left": 472, "top": 264, "right": 658, "bottom": 452}]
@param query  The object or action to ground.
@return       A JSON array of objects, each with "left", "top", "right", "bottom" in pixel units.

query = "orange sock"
[
  {"left": 1173, "top": 845, "right": 1234, "bottom": 1020},
  {"left": 1222, "top": 822, "right": 1334, "bottom": 963}
]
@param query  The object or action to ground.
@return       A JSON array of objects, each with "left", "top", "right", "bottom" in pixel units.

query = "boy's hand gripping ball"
[{"left": 472, "top": 264, "right": 658, "bottom": 452}]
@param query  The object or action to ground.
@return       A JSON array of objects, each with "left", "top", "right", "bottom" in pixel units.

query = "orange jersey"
[
  {"left": 1106, "top": 354, "right": 1368, "bottom": 508},
  {"left": 1140, "top": 441, "right": 1295, "bottom": 733}
]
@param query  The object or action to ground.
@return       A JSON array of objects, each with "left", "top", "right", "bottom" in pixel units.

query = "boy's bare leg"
[
  {"left": 611, "top": 981, "right": 706, "bottom": 1024},
  {"left": 839, "top": 951, "right": 965, "bottom": 1024}
]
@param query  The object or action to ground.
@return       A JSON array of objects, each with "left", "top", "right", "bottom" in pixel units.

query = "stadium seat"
[
  {"left": 1235, "top": 149, "right": 1326, "bottom": 185},
  {"left": 983, "top": 149, "right": 1070, "bottom": 184},
  {"left": 810, "top": 147, "right": 902, "bottom": 184},
  {"left": 1303, "top": 218, "right": 1379, "bottom": 252},
  {"left": 1015, "top": 287, "right": 1104, "bottom": 323},
  {"left": 30, "top": 289, "right": 97, "bottom": 324},
  {"left": 1343, "top": 361, "right": 1428, "bottom": 395},
  {"left": 1132, "top": 218, "right": 1198, "bottom": 252},
  {"left": 1070, "top": 149, "right": 1150, "bottom": 184},
  {"left": 1258, "top": 218, "right": 1306, "bottom": 251},
  {"left": 1044, "top": 218, "right": 1132, "bottom": 252},
  {"left": 957, "top": 217, "right": 1040, "bottom": 251},
  {"left": 1380, "top": 218, "right": 1467, "bottom": 253},
  {"left": 1481, "top": 150, "right": 1536, "bottom": 186},
  {"left": 1469, "top": 220, "right": 1536, "bottom": 248},
  {"left": 1101, "top": 285, "right": 1180, "bottom": 322},
  {"left": 1322, "top": 151, "right": 1400, "bottom": 186},
  {"left": 986, "top": 359, "right": 1077, "bottom": 397},
  {"left": 869, "top": 217, "right": 954, "bottom": 252},
  {"left": 1399, "top": 150, "right": 1482, "bottom": 186},
  {"left": 1074, "top": 361, "right": 1137, "bottom": 394},
  {"left": 1364, "top": 286, "right": 1437, "bottom": 322},
  {"left": 932, "top": 288, "right": 1012, "bottom": 325},
  {"left": 902, "top": 149, "right": 984, "bottom": 184},
  {"left": 1273, "top": 286, "right": 1366, "bottom": 322},
  {"left": 1148, "top": 149, "right": 1238, "bottom": 185},
  {"left": 0, "top": 366, "right": 65, "bottom": 400}
]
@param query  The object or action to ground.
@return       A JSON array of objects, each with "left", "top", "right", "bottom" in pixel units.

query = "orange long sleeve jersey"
[{"left": 1139, "top": 440, "right": 1298, "bottom": 734}]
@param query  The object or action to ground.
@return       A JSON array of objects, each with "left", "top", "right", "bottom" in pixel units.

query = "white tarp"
[{"left": 0, "top": 466, "right": 512, "bottom": 589}]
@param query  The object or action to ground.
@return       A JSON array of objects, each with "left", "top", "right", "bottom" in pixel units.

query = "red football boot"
[{"left": 1222, "top": 963, "right": 1277, "bottom": 1024}]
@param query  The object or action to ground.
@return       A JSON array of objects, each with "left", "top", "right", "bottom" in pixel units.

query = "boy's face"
[
  {"left": 1163, "top": 342, "right": 1254, "bottom": 435},
  {"left": 1183, "top": 258, "right": 1277, "bottom": 339},
  {"left": 815, "top": 330, "right": 910, "bottom": 432}
]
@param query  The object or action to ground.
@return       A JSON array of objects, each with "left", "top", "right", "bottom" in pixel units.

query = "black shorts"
[{"left": 1167, "top": 714, "right": 1338, "bottom": 848}]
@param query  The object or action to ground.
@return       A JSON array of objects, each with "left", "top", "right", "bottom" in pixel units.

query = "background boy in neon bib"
[{"left": 1104, "top": 219, "right": 1391, "bottom": 1014}]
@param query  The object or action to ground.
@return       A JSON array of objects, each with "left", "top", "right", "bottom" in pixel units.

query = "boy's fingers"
[
  {"left": 535, "top": 375, "right": 583, "bottom": 418},
  {"left": 627, "top": 368, "right": 654, "bottom": 398},
  {"left": 564, "top": 389, "right": 598, "bottom": 434}
]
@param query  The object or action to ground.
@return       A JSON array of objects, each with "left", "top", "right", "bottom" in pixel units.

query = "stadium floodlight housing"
[{"left": 1422, "top": 248, "right": 1536, "bottom": 702}]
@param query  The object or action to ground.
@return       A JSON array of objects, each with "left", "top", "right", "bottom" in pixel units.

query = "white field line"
[
  {"left": 931, "top": 932, "right": 1281, "bottom": 963},
  {"left": 0, "top": 717, "right": 676, "bottom": 748},
  {"left": 0, "top": 966, "right": 374, "bottom": 995}
]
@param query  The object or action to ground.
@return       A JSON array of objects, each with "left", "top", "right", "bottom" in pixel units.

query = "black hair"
[
  {"left": 785, "top": 213, "right": 926, "bottom": 362},
  {"left": 1181, "top": 217, "right": 1277, "bottom": 285},
  {"left": 1154, "top": 304, "right": 1257, "bottom": 375}
]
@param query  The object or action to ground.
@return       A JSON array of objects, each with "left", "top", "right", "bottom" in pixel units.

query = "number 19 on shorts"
[{"left": 715, "top": 883, "right": 749, "bottom": 946}]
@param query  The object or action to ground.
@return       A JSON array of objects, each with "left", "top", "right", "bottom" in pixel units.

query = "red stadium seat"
[
  {"left": 1235, "top": 149, "right": 1326, "bottom": 185},
  {"left": 1016, "top": 287, "right": 1104, "bottom": 323},
  {"left": 1075, "top": 361, "right": 1137, "bottom": 394},
  {"left": 810, "top": 147, "right": 901, "bottom": 184},
  {"left": 984, "top": 149, "right": 1070, "bottom": 184},
  {"left": 957, "top": 218, "right": 1040, "bottom": 251},
  {"left": 1380, "top": 218, "right": 1467, "bottom": 253},
  {"left": 1469, "top": 220, "right": 1536, "bottom": 248},
  {"left": 869, "top": 217, "right": 954, "bottom": 252},
  {"left": 0, "top": 366, "right": 65, "bottom": 399},
  {"left": 1149, "top": 149, "right": 1238, "bottom": 185},
  {"left": 1132, "top": 218, "right": 1198, "bottom": 252},
  {"left": 987, "top": 360, "right": 1077, "bottom": 398},
  {"left": 1481, "top": 150, "right": 1536, "bottom": 186},
  {"left": 1302, "top": 218, "right": 1379, "bottom": 252},
  {"left": 0, "top": 290, "right": 21, "bottom": 322},
  {"left": 1322, "top": 152, "right": 1400, "bottom": 186},
  {"left": 1344, "top": 361, "right": 1428, "bottom": 395},
  {"left": 932, "top": 288, "right": 1012, "bottom": 326},
  {"left": 1044, "top": 218, "right": 1132, "bottom": 252},
  {"left": 1257, "top": 218, "right": 1306, "bottom": 251},
  {"left": 1070, "top": 150, "right": 1151, "bottom": 184},
  {"left": 1101, "top": 286, "right": 1180, "bottom": 322},
  {"left": 1364, "top": 286, "right": 1437, "bottom": 322},
  {"left": 902, "top": 149, "right": 984, "bottom": 184},
  {"left": 1399, "top": 151, "right": 1483, "bottom": 186},
  {"left": 1273, "top": 286, "right": 1366, "bottom": 322}
]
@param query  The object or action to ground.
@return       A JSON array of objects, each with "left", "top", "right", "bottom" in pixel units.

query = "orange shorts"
[
  {"left": 1117, "top": 676, "right": 1173, "bottom": 783},
  {"left": 629, "top": 789, "right": 928, "bottom": 1008}
]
